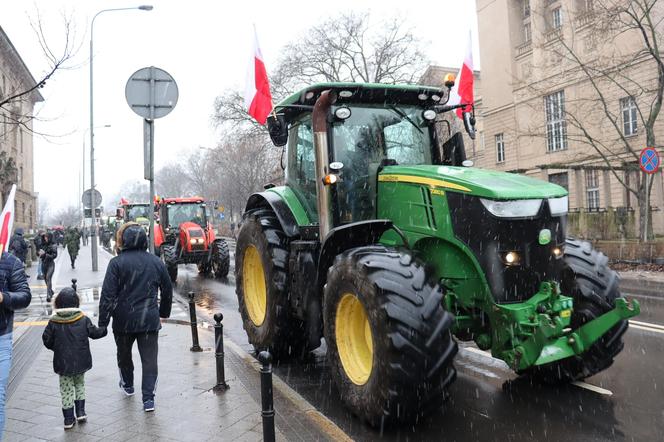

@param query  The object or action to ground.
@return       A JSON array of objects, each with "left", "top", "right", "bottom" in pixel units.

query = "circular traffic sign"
[
  {"left": 125, "top": 66, "right": 179, "bottom": 120},
  {"left": 82, "top": 188, "right": 103, "bottom": 208},
  {"left": 640, "top": 147, "right": 660, "bottom": 174}
]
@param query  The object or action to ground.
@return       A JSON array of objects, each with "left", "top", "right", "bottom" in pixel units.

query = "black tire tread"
[{"left": 212, "top": 239, "right": 230, "bottom": 278}]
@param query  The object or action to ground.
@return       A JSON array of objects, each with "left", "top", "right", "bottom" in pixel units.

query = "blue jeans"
[{"left": 0, "top": 333, "right": 13, "bottom": 438}]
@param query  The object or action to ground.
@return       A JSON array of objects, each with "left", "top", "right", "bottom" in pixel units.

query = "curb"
[
  {"left": 619, "top": 278, "right": 664, "bottom": 298},
  {"left": 162, "top": 315, "right": 352, "bottom": 442}
]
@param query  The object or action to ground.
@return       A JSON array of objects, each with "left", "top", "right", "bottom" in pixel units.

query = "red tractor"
[{"left": 153, "top": 196, "right": 230, "bottom": 282}]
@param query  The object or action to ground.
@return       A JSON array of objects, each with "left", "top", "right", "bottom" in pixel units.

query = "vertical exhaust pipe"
[{"left": 312, "top": 90, "right": 336, "bottom": 240}]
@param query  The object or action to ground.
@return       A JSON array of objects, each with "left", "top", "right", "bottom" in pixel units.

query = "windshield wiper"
[{"left": 388, "top": 105, "right": 423, "bottom": 134}]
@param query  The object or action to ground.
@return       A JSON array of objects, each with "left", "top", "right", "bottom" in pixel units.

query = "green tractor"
[{"left": 234, "top": 82, "right": 640, "bottom": 426}]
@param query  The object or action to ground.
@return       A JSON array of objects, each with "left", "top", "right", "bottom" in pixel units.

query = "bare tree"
[
  {"left": 519, "top": 0, "right": 664, "bottom": 240},
  {"left": 155, "top": 163, "right": 193, "bottom": 198},
  {"left": 37, "top": 197, "right": 50, "bottom": 227},
  {"left": 212, "top": 11, "right": 428, "bottom": 132},
  {"left": 0, "top": 10, "right": 80, "bottom": 137},
  {"left": 49, "top": 205, "right": 80, "bottom": 226}
]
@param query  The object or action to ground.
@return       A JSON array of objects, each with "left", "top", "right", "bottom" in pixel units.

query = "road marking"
[
  {"left": 629, "top": 319, "right": 664, "bottom": 331},
  {"left": 629, "top": 323, "right": 664, "bottom": 334},
  {"left": 29, "top": 285, "right": 46, "bottom": 289},
  {"left": 572, "top": 381, "right": 613, "bottom": 396},
  {"left": 15, "top": 321, "right": 48, "bottom": 326}
]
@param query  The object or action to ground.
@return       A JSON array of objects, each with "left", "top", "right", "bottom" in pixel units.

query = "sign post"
[
  {"left": 125, "top": 66, "right": 178, "bottom": 253},
  {"left": 639, "top": 147, "right": 660, "bottom": 242}
]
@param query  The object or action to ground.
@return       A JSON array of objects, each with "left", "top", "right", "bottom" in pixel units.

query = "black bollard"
[
  {"left": 213, "top": 313, "right": 229, "bottom": 392},
  {"left": 258, "top": 351, "right": 275, "bottom": 442},
  {"left": 188, "top": 291, "right": 202, "bottom": 352},
  {"left": 71, "top": 278, "right": 77, "bottom": 292}
]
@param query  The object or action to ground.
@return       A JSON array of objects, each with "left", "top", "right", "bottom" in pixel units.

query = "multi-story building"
[
  {"left": 0, "top": 25, "right": 42, "bottom": 232},
  {"left": 475, "top": 0, "right": 664, "bottom": 239}
]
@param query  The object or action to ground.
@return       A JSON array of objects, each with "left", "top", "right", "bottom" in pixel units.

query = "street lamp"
[
  {"left": 89, "top": 5, "right": 153, "bottom": 271},
  {"left": 81, "top": 125, "right": 110, "bottom": 226}
]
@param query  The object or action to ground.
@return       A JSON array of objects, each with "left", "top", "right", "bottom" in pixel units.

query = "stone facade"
[
  {"left": 474, "top": 0, "right": 664, "bottom": 238},
  {"left": 0, "top": 25, "right": 42, "bottom": 232}
]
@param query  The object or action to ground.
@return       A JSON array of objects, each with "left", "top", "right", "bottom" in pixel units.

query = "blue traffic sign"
[{"left": 640, "top": 147, "right": 660, "bottom": 174}]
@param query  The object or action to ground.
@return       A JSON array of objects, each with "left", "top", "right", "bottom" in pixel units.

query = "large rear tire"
[
  {"left": 211, "top": 239, "right": 230, "bottom": 278},
  {"left": 235, "top": 209, "right": 307, "bottom": 358},
  {"left": 161, "top": 244, "right": 178, "bottom": 283},
  {"left": 526, "top": 238, "right": 628, "bottom": 383},
  {"left": 324, "top": 246, "right": 457, "bottom": 426}
]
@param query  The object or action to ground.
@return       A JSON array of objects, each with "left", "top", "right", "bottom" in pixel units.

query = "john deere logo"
[{"left": 539, "top": 229, "right": 552, "bottom": 245}]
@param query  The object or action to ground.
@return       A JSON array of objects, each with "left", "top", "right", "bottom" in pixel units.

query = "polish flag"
[
  {"left": 0, "top": 184, "right": 16, "bottom": 253},
  {"left": 447, "top": 32, "right": 475, "bottom": 119},
  {"left": 244, "top": 26, "right": 273, "bottom": 125}
]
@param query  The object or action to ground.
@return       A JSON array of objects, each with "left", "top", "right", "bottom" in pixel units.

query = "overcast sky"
[{"left": 1, "top": 0, "right": 479, "bottom": 213}]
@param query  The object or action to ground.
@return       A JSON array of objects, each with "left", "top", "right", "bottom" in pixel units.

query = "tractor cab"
[
  {"left": 159, "top": 199, "right": 207, "bottom": 233},
  {"left": 116, "top": 199, "right": 150, "bottom": 234},
  {"left": 271, "top": 83, "right": 472, "bottom": 232}
]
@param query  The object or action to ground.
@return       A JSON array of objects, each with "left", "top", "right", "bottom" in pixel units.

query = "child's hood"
[{"left": 50, "top": 308, "right": 84, "bottom": 324}]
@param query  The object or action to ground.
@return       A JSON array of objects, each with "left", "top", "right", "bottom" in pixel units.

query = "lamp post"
[
  {"left": 81, "top": 125, "right": 110, "bottom": 226},
  {"left": 89, "top": 5, "right": 153, "bottom": 271}
]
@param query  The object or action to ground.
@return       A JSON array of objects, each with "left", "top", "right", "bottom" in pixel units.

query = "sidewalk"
[{"left": 3, "top": 243, "right": 333, "bottom": 441}]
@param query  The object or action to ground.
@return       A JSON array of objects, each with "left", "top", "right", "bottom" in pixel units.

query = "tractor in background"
[
  {"left": 234, "top": 82, "right": 640, "bottom": 426},
  {"left": 153, "top": 196, "right": 230, "bottom": 282},
  {"left": 115, "top": 198, "right": 151, "bottom": 234}
]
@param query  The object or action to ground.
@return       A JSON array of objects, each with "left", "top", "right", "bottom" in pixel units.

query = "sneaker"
[
  {"left": 119, "top": 381, "right": 135, "bottom": 396},
  {"left": 143, "top": 399, "right": 155, "bottom": 412}
]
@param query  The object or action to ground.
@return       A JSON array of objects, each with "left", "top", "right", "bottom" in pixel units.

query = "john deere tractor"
[
  {"left": 116, "top": 199, "right": 150, "bottom": 233},
  {"left": 154, "top": 196, "right": 230, "bottom": 282},
  {"left": 234, "top": 82, "right": 640, "bottom": 426}
]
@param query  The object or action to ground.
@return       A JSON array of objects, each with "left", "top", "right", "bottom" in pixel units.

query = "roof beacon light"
[
  {"left": 323, "top": 174, "right": 339, "bottom": 185},
  {"left": 444, "top": 73, "right": 456, "bottom": 88}
]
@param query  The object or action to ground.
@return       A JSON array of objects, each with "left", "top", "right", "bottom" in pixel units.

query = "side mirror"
[
  {"left": 267, "top": 113, "right": 288, "bottom": 147},
  {"left": 462, "top": 111, "right": 476, "bottom": 140}
]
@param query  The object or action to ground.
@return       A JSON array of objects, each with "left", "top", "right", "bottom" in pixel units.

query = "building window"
[
  {"left": 479, "top": 131, "right": 485, "bottom": 150},
  {"left": 21, "top": 202, "right": 25, "bottom": 223},
  {"left": 19, "top": 166, "right": 23, "bottom": 188},
  {"left": 545, "top": 90, "right": 568, "bottom": 152},
  {"left": 495, "top": 133, "right": 505, "bottom": 163},
  {"left": 548, "top": 172, "right": 569, "bottom": 190},
  {"left": 586, "top": 169, "right": 600, "bottom": 210},
  {"left": 524, "top": 22, "right": 532, "bottom": 43},
  {"left": 552, "top": 7, "right": 563, "bottom": 29},
  {"left": 621, "top": 96, "right": 638, "bottom": 136},
  {"left": 523, "top": 0, "right": 531, "bottom": 17}
]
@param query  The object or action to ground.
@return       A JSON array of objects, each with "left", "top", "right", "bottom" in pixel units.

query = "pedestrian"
[
  {"left": 0, "top": 246, "right": 32, "bottom": 435},
  {"left": 80, "top": 226, "right": 87, "bottom": 246},
  {"left": 39, "top": 232, "right": 57, "bottom": 302},
  {"left": 8, "top": 227, "right": 28, "bottom": 264},
  {"left": 42, "top": 287, "right": 107, "bottom": 429},
  {"left": 34, "top": 231, "right": 44, "bottom": 280},
  {"left": 98, "top": 222, "right": 172, "bottom": 412},
  {"left": 65, "top": 227, "right": 81, "bottom": 269}
]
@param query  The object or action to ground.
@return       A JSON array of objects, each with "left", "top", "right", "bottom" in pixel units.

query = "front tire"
[
  {"left": 324, "top": 246, "right": 457, "bottom": 426},
  {"left": 161, "top": 244, "right": 178, "bottom": 283},
  {"left": 235, "top": 209, "right": 306, "bottom": 358},
  {"left": 211, "top": 239, "right": 230, "bottom": 278},
  {"left": 526, "top": 238, "right": 628, "bottom": 383}
]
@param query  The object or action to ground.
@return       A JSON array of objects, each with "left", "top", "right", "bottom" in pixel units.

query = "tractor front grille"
[{"left": 447, "top": 193, "right": 566, "bottom": 304}]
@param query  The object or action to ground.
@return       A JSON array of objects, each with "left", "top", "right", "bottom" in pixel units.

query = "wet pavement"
[{"left": 173, "top": 241, "right": 664, "bottom": 442}]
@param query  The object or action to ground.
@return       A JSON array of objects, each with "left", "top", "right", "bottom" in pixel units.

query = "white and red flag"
[
  {"left": 244, "top": 26, "right": 274, "bottom": 125},
  {"left": 447, "top": 32, "right": 475, "bottom": 119},
  {"left": 0, "top": 184, "right": 16, "bottom": 253}
]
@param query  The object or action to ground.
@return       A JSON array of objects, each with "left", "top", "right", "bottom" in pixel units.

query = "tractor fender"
[
  {"left": 245, "top": 192, "right": 300, "bottom": 237},
  {"left": 153, "top": 222, "right": 165, "bottom": 249},
  {"left": 316, "top": 220, "right": 394, "bottom": 292}
]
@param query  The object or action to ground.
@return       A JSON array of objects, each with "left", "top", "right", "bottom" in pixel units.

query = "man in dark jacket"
[
  {"left": 0, "top": 250, "right": 32, "bottom": 435},
  {"left": 98, "top": 222, "right": 172, "bottom": 412},
  {"left": 39, "top": 232, "right": 58, "bottom": 302},
  {"left": 8, "top": 228, "right": 28, "bottom": 264}
]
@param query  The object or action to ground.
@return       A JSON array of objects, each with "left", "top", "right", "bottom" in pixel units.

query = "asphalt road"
[{"left": 169, "top": 241, "right": 664, "bottom": 442}]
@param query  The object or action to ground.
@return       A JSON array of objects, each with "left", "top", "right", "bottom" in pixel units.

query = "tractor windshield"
[
  {"left": 330, "top": 104, "right": 434, "bottom": 222},
  {"left": 125, "top": 205, "right": 149, "bottom": 222},
  {"left": 166, "top": 203, "right": 207, "bottom": 228}
]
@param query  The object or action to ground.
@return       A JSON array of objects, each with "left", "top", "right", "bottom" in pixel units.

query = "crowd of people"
[{"left": 0, "top": 222, "right": 173, "bottom": 433}]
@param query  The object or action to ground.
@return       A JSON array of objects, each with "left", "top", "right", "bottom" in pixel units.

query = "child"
[{"left": 42, "top": 287, "right": 107, "bottom": 429}]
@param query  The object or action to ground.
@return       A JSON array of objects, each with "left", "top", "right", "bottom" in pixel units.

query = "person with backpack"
[
  {"left": 8, "top": 228, "right": 28, "bottom": 264},
  {"left": 42, "top": 287, "right": 107, "bottom": 429},
  {"left": 39, "top": 232, "right": 57, "bottom": 302}
]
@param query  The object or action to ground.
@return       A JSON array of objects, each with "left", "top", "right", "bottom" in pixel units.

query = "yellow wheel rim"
[
  {"left": 335, "top": 293, "right": 373, "bottom": 385},
  {"left": 242, "top": 245, "right": 267, "bottom": 326}
]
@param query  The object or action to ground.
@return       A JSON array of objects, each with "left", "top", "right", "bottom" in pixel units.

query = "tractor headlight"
[
  {"left": 548, "top": 196, "right": 569, "bottom": 216},
  {"left": 480, "top": 198, "right": 542, "bottom": 218},
  {"left": 502, "top": 251, "right": 520, "bottom": 265},
  {"left": 553, "top": 246, "right": 563, "bottom": 259}
]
